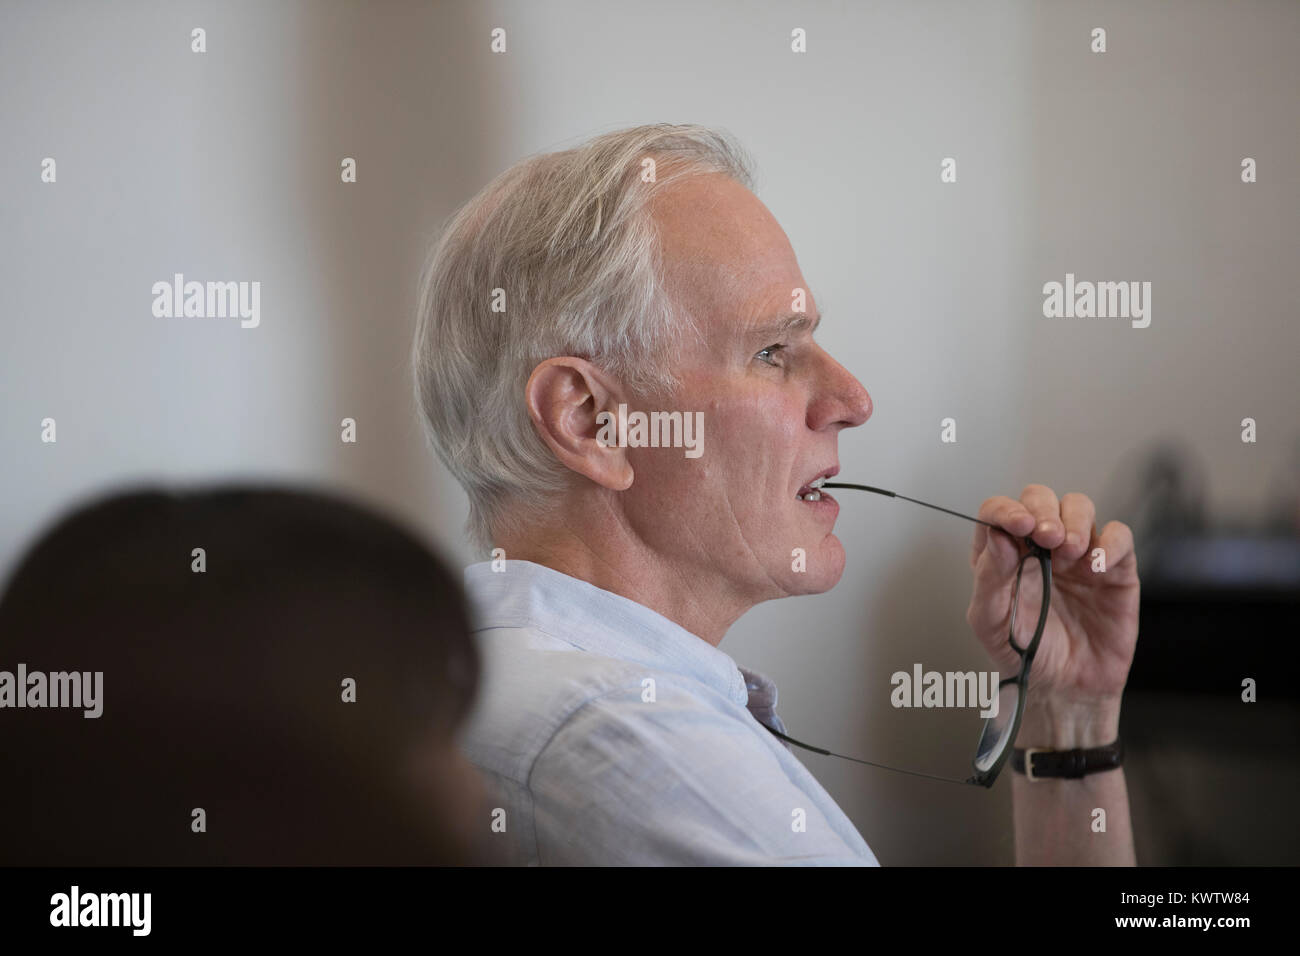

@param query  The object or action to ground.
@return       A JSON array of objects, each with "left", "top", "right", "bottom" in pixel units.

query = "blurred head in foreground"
[{"left": 0, "top": 485, "right": 493, "bottom": 865}]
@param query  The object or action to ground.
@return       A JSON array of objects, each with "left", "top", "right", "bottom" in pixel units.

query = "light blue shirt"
[{"left": 459, "top": 559, "right": 879, "bottom": 865}]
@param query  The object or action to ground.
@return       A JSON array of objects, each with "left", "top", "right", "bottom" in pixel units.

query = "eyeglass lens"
[{"left": 972, "top": 553, "right": 1043, "bottom": 772}]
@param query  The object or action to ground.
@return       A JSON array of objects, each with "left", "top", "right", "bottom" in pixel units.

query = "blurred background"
[{"left": 2, "top": 0, "right": 1297, "bottom": 864}]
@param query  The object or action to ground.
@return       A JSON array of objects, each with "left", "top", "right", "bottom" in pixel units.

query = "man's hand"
[{"left": 966, "top": 485, "right": 1140, "bottom": 749}]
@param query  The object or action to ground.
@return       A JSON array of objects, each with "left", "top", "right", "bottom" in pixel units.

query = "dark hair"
[{"left": 0, "top": 484, "right": 481, "bottom": 865}]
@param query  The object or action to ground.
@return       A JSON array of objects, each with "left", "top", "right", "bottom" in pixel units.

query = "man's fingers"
[
  {"left": 1095, "top": 519, "right": 1136, "bottom": 571},
  {"left": 1055, "top": 492, "right": 1097, "bottom": 570},
  {"left": 971, "top": 496, "right": 1034, "bottom": 568},
  {"left": 1020, "top": 484, "right": 1065, "bottom": 549},
  {"left": 969, "top": 525, "right": 1024, "bottom": 633}
]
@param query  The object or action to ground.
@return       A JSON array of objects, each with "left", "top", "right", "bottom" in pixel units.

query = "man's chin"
[{"left": 786, "top": 534, "right": 846, "bottom": 594}]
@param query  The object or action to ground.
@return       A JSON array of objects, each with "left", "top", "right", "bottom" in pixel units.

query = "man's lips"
[
  {"left": 795, "top": 487, "right": 839, "bottom": 522},
  {"left": 796, "top": 465, "right": 839, "bottom": 500}
]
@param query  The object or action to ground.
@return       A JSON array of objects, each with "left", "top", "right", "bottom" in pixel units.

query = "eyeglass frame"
[{"left": 761, "top": 482, "right": 1053, "bottom": 790}]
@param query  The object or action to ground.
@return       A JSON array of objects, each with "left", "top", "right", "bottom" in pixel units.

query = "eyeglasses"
[{"left": 762, "top": 481, "right": 1052, "bottom": 789}]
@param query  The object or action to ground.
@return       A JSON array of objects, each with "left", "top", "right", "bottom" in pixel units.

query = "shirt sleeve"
[{"left": 527, "top": 680, "right": 873, "bottom": 865}]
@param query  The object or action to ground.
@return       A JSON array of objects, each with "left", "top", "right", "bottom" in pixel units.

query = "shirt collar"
[{"left": 463, "top": 559, "right": 750, "bottom": 707}]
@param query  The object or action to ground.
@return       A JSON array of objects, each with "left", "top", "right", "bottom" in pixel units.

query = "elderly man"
[{"left": 412, "top": 124, "right": 1140, "bottom": 865}]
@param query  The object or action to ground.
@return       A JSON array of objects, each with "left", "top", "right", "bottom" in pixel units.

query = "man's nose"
[{"left": 810, "top": 351, "right": 872, "bottom": 430}]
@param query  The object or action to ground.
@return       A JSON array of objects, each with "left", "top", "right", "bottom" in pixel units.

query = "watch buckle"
[{"left": 1023, "top": 747, "right": 1048, "bottom": 782}]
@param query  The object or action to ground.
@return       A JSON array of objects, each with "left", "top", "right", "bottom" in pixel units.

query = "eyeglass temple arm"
[
  {"left": 762, "top": 722, "right": 976, "bottom": 787},
  {"left": 821, "top": 482, "right": 999, "bottom": 530}
]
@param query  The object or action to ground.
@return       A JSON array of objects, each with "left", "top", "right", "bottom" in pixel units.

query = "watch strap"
[{"left": 1013, "top": 738, "right": 1123, "bottom": 780}]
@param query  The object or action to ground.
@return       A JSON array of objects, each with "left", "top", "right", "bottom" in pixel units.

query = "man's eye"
[{"left": 756, "top": 344, "right": 785, "bottom": 366}]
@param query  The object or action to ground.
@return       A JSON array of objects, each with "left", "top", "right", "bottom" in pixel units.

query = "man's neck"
[{"left": 497, "top": 524, "right": 750, "bottom": 647}]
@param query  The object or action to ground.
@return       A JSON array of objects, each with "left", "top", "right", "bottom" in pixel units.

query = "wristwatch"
[{"left": 1013, "top": 738, "right": 1123, "bottom": 781}]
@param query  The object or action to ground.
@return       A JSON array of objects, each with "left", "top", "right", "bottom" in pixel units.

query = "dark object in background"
[
  {"left": 0, "top": 485, "right": 490, "bottom": 865},
  {"left": 1131, "top": 529, "right": 1300, "bottom": 696},
  {"left": 1107, "top": 441, "right": 1300, "bottom": 864},
  {"left": 1115, "top": 442, "right": 1300, "bottom": 696}
]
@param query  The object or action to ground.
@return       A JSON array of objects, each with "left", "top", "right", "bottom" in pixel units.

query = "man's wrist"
[{"left": 1015, "top": 693, "right": 1122, "bottom": 750}]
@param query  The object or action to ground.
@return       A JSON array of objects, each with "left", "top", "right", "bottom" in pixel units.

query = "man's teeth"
[
  {"left": 798, "top": 491, "right": 822, "bottom": 502},
  {"left": 796, "top": 476, "right": 827, "bottom": 501}
]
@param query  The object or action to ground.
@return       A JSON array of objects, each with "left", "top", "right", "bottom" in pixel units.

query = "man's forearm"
[
  {"left": 1011, "top": 695, "right": 1137, "bottom": 866},
  {"left": 1012, "top": 765, "right": 1135, "bottom": 865}
]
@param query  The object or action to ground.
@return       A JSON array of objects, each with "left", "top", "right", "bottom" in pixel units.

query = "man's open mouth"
[
  {"left": 796, "top": 467, "right": 838, "bottom": 501},
  {"left": 796, "top": 476, "right": 827, "bottom": 501}
]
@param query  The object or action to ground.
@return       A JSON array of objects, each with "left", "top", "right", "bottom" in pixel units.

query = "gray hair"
[{"left": 412, "top": 124, "right": 755, "bottom": 551}]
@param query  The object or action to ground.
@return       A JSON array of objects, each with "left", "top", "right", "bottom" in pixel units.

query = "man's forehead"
[
  {"left": 651, "top": 173, "right": 776, "bottom": 257},
  {"left": 650, "top": 174, "right": 811, "bottom": 331}
]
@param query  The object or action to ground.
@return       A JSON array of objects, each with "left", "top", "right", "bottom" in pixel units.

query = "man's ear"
[{"left": 524, "top": 357, "right": 633, "bottom": 491}]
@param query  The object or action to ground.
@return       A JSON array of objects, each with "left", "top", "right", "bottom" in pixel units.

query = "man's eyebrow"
[{"left": 745, "top": 312, "right": 823, "bottom": 339}]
